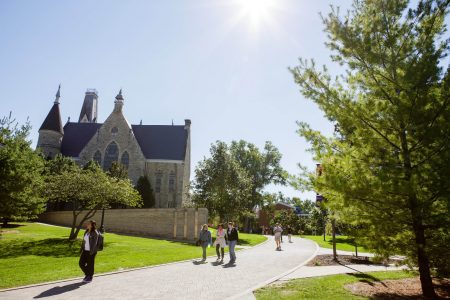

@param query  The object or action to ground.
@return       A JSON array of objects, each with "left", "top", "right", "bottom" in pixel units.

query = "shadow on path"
[{"left": 33, "top": 282, "right": 87, "bottom": 298}]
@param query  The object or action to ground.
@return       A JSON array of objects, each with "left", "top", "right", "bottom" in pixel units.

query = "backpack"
[{"left": 97, "top": 232, "right": 104, "bottom": 251}]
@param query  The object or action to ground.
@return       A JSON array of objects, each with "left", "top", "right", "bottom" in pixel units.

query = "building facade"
[{"left": 37, "top": 86, "right": 191, "bottom": 208}]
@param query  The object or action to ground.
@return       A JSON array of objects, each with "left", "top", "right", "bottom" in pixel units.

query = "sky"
[{"left": 0, "top": 0, "right": 355, "bottom": 201}]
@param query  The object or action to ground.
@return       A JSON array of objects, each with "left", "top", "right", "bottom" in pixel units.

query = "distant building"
[
  {"left": 37, "top": 86, "right": 191, "bottom": 208},
  {"left": 257, "top": 202, "right": 294, "bottom": 229}
]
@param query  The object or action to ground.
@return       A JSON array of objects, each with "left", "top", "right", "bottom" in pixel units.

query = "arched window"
[
  {"left": 121, "top": 151, "right": 129, "bottom": 169},
  {"left": 103, "top": 141, "right": 119, "bottom": 170},
  {"left": 169, "top": 171, "right": 176, "bottom": 193},
  {"left": 155, "top": 170, "right": 163, "bottom": 193},
  {"left": 93, "top": 150, "right": 102, "bottom": 165}
]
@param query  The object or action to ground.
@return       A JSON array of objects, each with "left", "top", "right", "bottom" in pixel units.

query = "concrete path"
[{"left": 0, "top": 236, "right": 317, "bottom": 300}]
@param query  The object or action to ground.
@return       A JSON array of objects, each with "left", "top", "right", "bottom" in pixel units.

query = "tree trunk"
[
  {"left": 413, "top": 219, "right": 435, "bottom": 299},
  {"left": 332, "top": 218, "right": 337, "bottom": 261},
  {"left": 399, "top": 128, "right": 436, "bottom": 298},
  {"left": 69, "top": 209, "right": 79, "bottom": 240},
  {"left": 2, "top": 218, "right": 8, "bottom": 227}
]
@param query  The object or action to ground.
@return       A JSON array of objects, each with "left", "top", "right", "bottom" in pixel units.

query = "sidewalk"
[{"left": 0, "top": 236, "right": 317, "bottom": 300}]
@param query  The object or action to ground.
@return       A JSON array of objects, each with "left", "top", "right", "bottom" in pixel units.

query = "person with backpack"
[
  {"left": 79, "top": 220, "right": 102, "bottom": 282},
  {"left": 226, "top": 222, "right": 239, "bottom": 264},
  {"left": 198, "top": 224, "right": 212, "bottom": 262}
]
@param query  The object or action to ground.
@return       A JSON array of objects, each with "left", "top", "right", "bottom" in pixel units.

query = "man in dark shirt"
[{"left": 226, "top": 221, "right": 239, "bottom": 264}]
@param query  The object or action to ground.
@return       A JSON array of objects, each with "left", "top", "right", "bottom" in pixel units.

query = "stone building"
[{"left": 37, "top": 86, "right": 191, "bottom": 208}]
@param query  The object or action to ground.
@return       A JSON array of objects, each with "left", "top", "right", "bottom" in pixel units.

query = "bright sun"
[{"left": 239, "top": 0, "right": 275, "bottom": 30}]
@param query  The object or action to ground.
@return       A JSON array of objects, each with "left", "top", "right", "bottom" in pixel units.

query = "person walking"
[
  {"left": 287, "top": 225, "right": 293, "bottom": 243},
  {"left": 213, "top": 224, "right": 226, "bottom": 263},
  {"left": 273, "top": 223, "right": 283, "bottom": 251},
  {"left": 226, "top": 222, "right": 239, "bottom": 264},
  {"left": 198, "top": 224, "right": 212, "bottom": 262},
  {"left": 79, "top": 220, "right": 100, "bottom": 283}
]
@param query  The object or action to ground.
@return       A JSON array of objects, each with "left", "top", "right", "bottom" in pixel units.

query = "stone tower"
[
  {"left": 78, "top": 89, "right": 98, "bottom": 123},
  {"left": 37, "top": 85, "right": 64, "bottom": 158}
]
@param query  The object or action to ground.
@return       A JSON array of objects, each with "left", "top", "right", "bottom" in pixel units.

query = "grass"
[
  {"left": 0, "top": 223, "right": 266, "bottom": 289},
  {"left": 301, "top": 235, "right": 370, "bottom": 253},
  {"left": 254, "top": 270, "right": 416, "bottom": 300},
  {"left": 209, "top": 227, "right": 267, "bottom": 246}
]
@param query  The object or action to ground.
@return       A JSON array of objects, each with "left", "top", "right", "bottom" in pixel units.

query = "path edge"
[{"left": 226, "top": 237, "right": 320, "bottom": 300}]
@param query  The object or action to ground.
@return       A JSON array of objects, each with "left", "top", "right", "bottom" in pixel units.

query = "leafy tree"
[
  {"left": 0, "top": 113, "right": 46, "bottom": 226},
  {"left": 108, "top": 161, "right": 128, "bottom": 180},
  {"left": 44, "top": 162, "right": 142, "bottom": 240},
  {"left": 192, "top": 141, "right": 252, "bottom": 221},
  {"left": 290, "top": 0, "right": 450, "bottom": 296},
  {"left": 230, "top": 140, "right": 286, "bottom": 210},
  {"left": 136, "top": 175, "right": 155, "bottom": 208}
]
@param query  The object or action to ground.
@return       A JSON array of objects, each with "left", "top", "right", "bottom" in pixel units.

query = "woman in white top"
[{"left": 213, "top": 224, "right": 227, "bottom": 263}]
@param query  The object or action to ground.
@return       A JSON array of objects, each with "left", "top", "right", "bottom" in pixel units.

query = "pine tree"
[{"left": 290, "top": 1, "right": 450, "bottom": 297}]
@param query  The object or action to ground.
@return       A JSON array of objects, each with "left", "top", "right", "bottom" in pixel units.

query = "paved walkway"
[{"left": 0, "top": 236, "right": 317, "bottom": 300}]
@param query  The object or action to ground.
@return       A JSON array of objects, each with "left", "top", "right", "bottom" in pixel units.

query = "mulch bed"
[
  {"left": 345, "top": 277, "right": 450, "bottom": 299},
  {"left": 307, "top": 254, "right": 397, "bottom": 266}
]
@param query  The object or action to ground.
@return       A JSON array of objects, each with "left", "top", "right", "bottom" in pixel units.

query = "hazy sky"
[{"left": 0, "top": 0, "right": 355, "bottom": 200}]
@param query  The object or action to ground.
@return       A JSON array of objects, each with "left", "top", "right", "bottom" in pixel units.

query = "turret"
[
  {"left": 78, "top": 89, "right": 98, "bottom": 123},
  {"left": 113, "top": 89, "right": 124, "bottom": 113},
  {"left": 37, "top": 85, "right": 64, "bottom": 158}
]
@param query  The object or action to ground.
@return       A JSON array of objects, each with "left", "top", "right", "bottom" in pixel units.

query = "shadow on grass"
[
  {"left": 0, "top": 238, "right": 81, "bottom": 258},
  {"left": 0, "top": 224, "right": 24, "bottom": 229},
  {"left": 325, "top": 237, "right": 356, "bottom": 247},
  {"left": 33, "top": 282, "right": 87, "bottom": 298},
  {"left": 347, "top": 273, "right": 387, "bottom": 287}
]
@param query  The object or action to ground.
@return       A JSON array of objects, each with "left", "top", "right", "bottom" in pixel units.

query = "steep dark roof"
[
  {"left": 39, "top": 103, "right": 63, "bottom": 134},
  {"left": 132, "top": 125, "right": 187, "bottom": 160},
  {"left": 60, "top": 123, "right": 188, "bottom": 160},
  {"left": 61, "top": 122, "right": 102, "bottom": 157}
]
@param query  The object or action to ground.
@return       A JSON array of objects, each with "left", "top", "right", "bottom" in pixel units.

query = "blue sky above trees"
[{"left": 0, "top": 0, "right": 358, "bottom": 200}]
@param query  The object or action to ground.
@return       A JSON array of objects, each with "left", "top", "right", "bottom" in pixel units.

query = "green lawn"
[
  {"left": 0, "top": 223, "right": 266, "bottom": 289},
  {"left": 301, "top": 235, "right": 370, "bottom": 253},
  {"left": 209, "top": 227, "right": 267, "bottom": 246},
  {"left": 254, "top": 271, "right": 416, "bottom": 300}
]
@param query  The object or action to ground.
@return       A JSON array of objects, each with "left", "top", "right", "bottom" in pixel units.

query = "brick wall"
[{"left": 38, "top": 208, "right": 208, "bottom": 241}]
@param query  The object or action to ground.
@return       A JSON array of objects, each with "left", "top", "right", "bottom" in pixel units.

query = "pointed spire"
[
  {"left": 54, "top": 84, "right": 61, "bottom": 104},
  {"left": 115, "top": 89, "right": 124, "bottom": 101}
]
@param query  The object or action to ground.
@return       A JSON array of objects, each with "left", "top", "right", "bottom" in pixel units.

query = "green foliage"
[
  {"left": 192, "top": 140, "right": 286, "bottom": 221},
  {"left": 44, "top": 162, "right": 142, "bottom": 239},
  {"left": 192, "top": 141, "right": 253, "bottom": 220},
  {"left": 290, "top": 0, "right": 450, "bottom": 295},
  {"left": 107, "top": 161, "right": 128, "bottom": 180},
  {"left": 136, "top": 175, "right": 155, "bottom": 208},
  {"left": 0, "top": 113, "right": 46, "bottom": 225}
]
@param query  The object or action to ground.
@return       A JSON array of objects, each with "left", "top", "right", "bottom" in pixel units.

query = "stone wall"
[{"left": 38, "top": 208, "right": 208, "bottom": 241}]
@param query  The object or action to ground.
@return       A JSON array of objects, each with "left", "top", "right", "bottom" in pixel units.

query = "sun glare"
[{"left": 239, "top": 0, "right": 275, "bottom": 30}]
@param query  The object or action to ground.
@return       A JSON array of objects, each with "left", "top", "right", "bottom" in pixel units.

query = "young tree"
[
  {"left": 290, "top": 1, "right": 450, "bottom": 297},
  {"left": 108, "top": 161, "right": 128, "bottom": 180},
  {"left": 192, "top": 141, "right": 252, "bottom": 220},
  {"left": 0, "top": 113, "right": 46, "bottom": 226},
  {"left": 136, "top": 175, "right": 156, "bottom": 208},
  {"left": 44, "top": 163, "right": 142, "bottom": 240}
]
